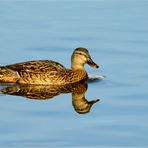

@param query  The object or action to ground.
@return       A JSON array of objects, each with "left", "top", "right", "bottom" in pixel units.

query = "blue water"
[{"left": 0, "top": 1, "right": 148, "bottom": 147}]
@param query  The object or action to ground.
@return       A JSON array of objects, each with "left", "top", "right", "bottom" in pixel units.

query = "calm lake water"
[{"left": 0, "top": 1, "right": 148, "bottom": 147}]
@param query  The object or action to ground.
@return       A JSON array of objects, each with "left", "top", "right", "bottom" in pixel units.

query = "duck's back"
[{"left": 0, "top": 60, "right": 66, "bottom": 84}]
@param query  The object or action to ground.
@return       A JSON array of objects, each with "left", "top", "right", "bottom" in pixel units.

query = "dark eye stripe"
[{"left": 75, "top": 51, "right": 87, "bottom": 57}]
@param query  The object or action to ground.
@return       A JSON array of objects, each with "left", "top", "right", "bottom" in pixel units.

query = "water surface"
[{"left": 0, "top": 1, "right": 148, "bottom": 147}]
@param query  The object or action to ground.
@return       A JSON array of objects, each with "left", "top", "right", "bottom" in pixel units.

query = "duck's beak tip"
[
  {"left": 96, "top": 65, "right": 99, "bottom": 69},
  {"left": 87, "top": 57, "right": 99, "bottom": 69}
]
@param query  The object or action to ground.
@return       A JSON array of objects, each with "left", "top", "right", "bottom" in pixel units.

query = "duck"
[{"left": 0, "top": 47, "right": 99, "bottom": 85}]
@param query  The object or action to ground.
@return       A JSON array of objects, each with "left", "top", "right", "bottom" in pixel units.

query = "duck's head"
[{"left": 71, "top": 47, "right": 99, "bottom": 70}]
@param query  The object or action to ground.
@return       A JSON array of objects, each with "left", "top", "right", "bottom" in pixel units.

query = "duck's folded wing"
[{"left": 6, "top": 60, "right": 65, "bottom": 73}]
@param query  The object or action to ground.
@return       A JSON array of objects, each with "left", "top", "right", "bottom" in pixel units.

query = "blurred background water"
[{"left": 0, "top": 0, "right": 148, "bottom": 147}]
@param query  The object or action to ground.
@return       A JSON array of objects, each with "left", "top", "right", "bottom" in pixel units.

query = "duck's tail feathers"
[{"left": 0, "top": 66, "right": 20, "bottom": 83}]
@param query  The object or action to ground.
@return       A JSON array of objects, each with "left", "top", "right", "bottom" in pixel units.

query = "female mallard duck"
[{"left": 0, "top": 47, "right": 99, "bottom": 85}]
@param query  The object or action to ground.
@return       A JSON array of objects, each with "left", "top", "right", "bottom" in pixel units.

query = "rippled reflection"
[{"left": 0, "top": 81, "right": 99, "bottom": 114}]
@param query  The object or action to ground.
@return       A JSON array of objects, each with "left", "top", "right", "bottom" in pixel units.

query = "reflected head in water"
[
  {"left": 72, "top": 93, "right": 99, "bottom": 114},
  {"left": 71, "top": 81, "right": 100, "bottom": 114},
  {"left": 0, "top": 81, "right": 100, "bottom": 114}
]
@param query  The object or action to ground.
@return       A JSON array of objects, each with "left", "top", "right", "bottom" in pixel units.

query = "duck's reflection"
[{"left": 0, "top": 81, "right": 99, "bottom": 114}]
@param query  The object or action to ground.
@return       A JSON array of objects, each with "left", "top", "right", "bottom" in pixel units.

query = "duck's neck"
[
  {"left": 71, "top": 61, "right": 85, "bottom": 70},
  {"left": 69, "top": 62, "right": 87, "bottom": 83}
]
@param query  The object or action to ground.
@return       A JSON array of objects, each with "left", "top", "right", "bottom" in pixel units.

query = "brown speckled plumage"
[{"left": 0, "top": 47, "right": 99, "bottom": 85}]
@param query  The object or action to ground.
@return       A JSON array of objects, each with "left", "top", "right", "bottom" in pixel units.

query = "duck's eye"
[{"left": 76, "top": 52, "right": 86, "bottom": 57}]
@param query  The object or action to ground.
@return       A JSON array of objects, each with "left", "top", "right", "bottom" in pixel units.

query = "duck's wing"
[{"left": 6, "top": 60, "right": 66, "bottom": 73}]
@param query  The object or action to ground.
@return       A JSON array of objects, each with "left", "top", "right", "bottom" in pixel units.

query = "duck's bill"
[
  {"left": 89, "top": 99, "right": 100, "bottom": 105},
  {"left": 87, "top": 59, "right": 99, "bottom": 68}
]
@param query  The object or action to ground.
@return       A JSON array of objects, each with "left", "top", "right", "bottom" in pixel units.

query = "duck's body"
[
  {"left": 0, "top": 60, "right": 87, "bottom": 85},
  {"left": 0, "top": 48, "right": 99, "bottom": 85}
]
